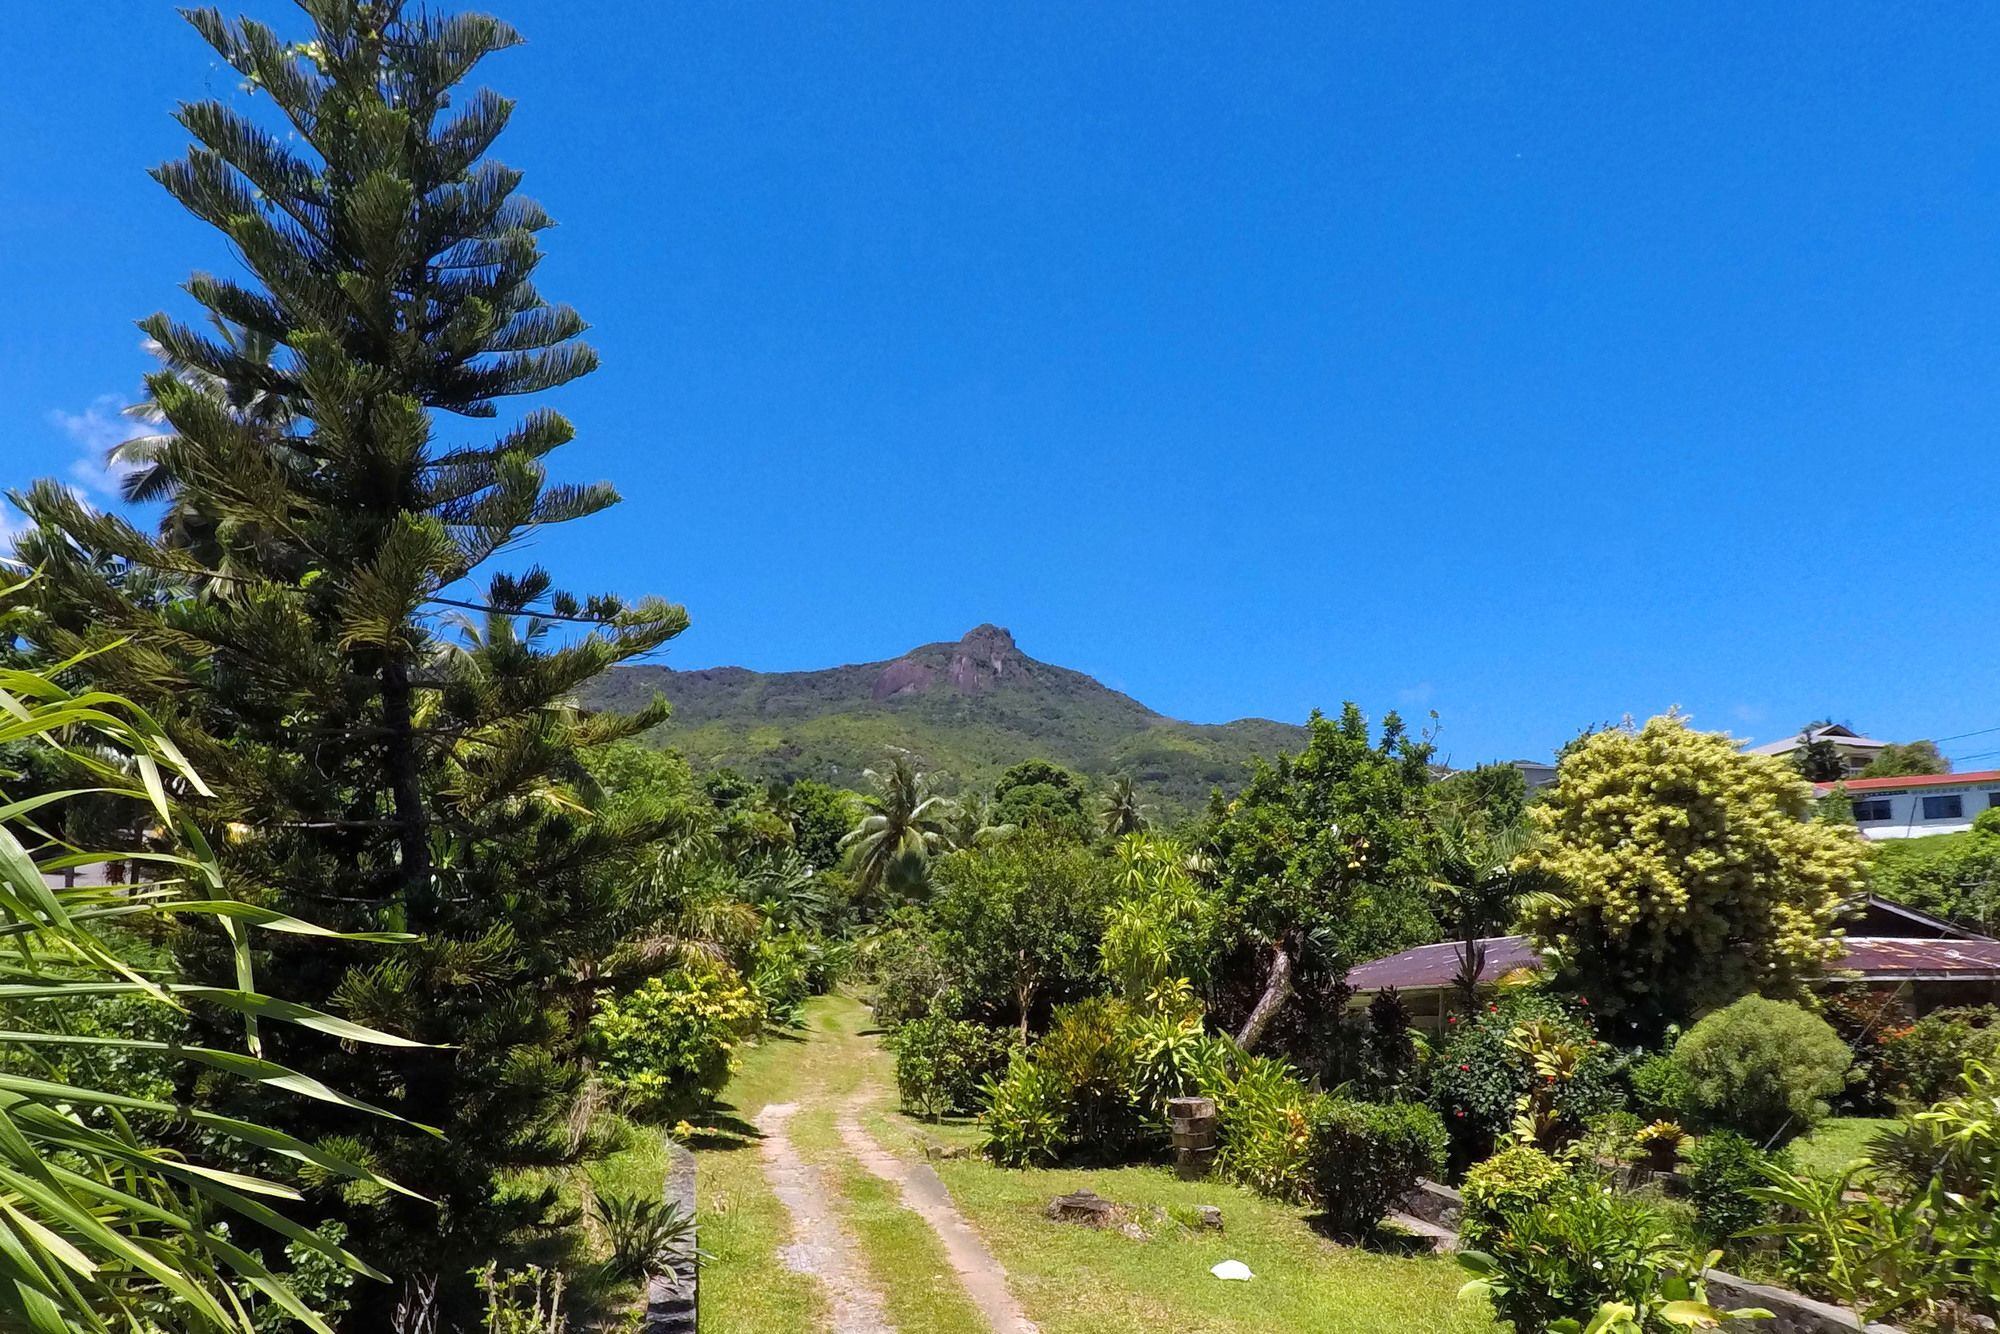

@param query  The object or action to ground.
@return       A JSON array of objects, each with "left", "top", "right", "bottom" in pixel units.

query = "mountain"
[{"left": 580, "top": 624, "right": 1308, "bottom": 814}]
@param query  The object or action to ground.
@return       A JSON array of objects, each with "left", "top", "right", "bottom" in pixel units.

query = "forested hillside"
[{"left": 582, "top": 623, "right": 1307, "bottom": 811}]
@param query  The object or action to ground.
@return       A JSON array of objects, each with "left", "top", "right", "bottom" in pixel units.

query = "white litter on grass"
[{"left": 1210, "top": 1260, "right": 1254, "bottom": 1281}]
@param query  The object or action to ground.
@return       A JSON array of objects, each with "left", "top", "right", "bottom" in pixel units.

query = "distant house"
[
  {"left": 1814, "top": 770, "right": 2000, "bottom": 840},
  {"left": 1743, "top": 724, "right": 1891, "bottom": 779},
  {"left": 1347, "top": 895, "right": 2000, "bottom": 1031}
]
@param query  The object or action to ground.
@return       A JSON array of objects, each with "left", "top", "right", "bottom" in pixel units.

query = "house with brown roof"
[{"left": 1347, "top": 895, "right": 2000, "bottom": 1032}]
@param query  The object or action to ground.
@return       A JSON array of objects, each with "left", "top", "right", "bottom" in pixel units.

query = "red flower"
[{"left": 1459, "top": 1064, "right": 1470, "bottom": 1072}]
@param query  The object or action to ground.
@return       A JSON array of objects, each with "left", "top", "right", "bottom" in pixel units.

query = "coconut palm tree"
[
  {"left": 937, "top": 789, "right": 1016, "bottom": 852},
  {"left": 841, "top": 754, "right": 954, "bottom": 899},
  {"left": 1099, "top": 775, "right": 1151, "bottom": 838}
]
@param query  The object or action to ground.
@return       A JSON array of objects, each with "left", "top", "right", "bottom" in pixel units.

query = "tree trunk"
[
  {"left": 1017, "top": 970, "right": 1036, "bottom": 1043},
  {"left": 380, "top": 657, "right": 434, "bottom": 922},
  {"left": 1235, "top": 941, "right": 1295, "bottom": 1052}
]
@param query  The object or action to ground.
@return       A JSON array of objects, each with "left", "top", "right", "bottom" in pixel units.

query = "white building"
[
  {"left": 1816, "top": 770, "right": 2000, "bottom": 840},
  {"left": 1745, "top": 724, "right": 1892, "bottom": 778}
]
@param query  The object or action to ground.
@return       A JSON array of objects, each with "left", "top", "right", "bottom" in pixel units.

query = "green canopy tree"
[
  {"left": 1518, "top": 714, "right": 1869, "bottom": 1039},
  {"left": 1202, "top": 704, "right": 1438, "bottom": 1052},
  {"left": 9, "top": 2, "right": 685, "bottom": 1321}
]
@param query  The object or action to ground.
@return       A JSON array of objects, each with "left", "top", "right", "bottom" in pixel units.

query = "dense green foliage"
[
  {"left": 888, "top": 1013, "right": 1017, "bottom": 1119},
  {"left": 1458, "top": 1145, "right": 1572, "bottom": 1249},
  {"left": 1860, "top": 740, "right": 1949, "bottom": 778},
  {"left": 1670, "top": 997, "right": 1851, "bottom": 1144},
  {"left": 1519, "top": 714, "right": 1867, "bottom": 1038},
  {"left": 1874, "top": 1005, "right": 2000, "bottom": 1108},
  {"left": 581, "top": 625, "right": 1308, "bottom": 817},
  {"left": 1428, "top": 994, "right": 1623, "bottom": 1170},
  {"left": 1685, "top": 1131, "right": 1789, "bottom": 1252},
  {"left": 930, "top": 838, "right": 1112, "bottom": 1034},
  {"left": 589, "top": 961, "right": 763, "bottom": 1121},
  {"left": 1304, "top": 1099, "right": 1447, "bottom": 1238},
  {"left": 1203, "top": 703, "right": 1438, "bottom": 1053},
  {"left": 1866, "top": 822, "right": 2000, "bottom": 937},
  {"left": 0, "top": 659, "right": 414, "bottom": 1333},
  {"left": 1458, "top": 1179, "right": 1755, "bottom": 1334},
  {"left": 3, "top": 4, "right": 699, "bottom": 1320}
]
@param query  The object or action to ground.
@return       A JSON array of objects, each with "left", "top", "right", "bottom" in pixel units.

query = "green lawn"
[{"left": 1789, "top": 1116, "right": 1897, "bottom": 1179}]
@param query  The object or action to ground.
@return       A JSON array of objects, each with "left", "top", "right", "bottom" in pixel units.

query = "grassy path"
[{"left": 696, "top": 995, "right": 1495, "bottom": 1334}]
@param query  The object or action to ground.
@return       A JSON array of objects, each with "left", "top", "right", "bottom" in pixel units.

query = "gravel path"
[
  {"left": 836, "top": 1096, "right": 1041, "bottom": 1334},
  {"left": 752, "top": 1101, "right": 897, "bottom": 1334}
]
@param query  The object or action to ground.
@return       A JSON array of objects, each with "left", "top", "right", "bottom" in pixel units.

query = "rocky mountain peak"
[{"left": 871, "top": 624, "right": 1021, "bottom": 701}]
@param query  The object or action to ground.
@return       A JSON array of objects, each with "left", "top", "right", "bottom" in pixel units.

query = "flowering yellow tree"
[{"left": 1518, "top": 713, "right": 1869, "bottom": 1038}]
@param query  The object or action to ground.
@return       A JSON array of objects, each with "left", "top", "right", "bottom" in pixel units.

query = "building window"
[
  {"left": 1853, "top": 798, "right": 1893, "bottom": 823},
  {"left": 1922, "top": 794, "right": 1964, "bottom": 821},
  {"left": 1988, "top": 791, "right": 2000, "bottom": 810}
]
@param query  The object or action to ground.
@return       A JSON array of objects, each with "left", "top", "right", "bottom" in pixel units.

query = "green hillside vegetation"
[
  {"left": 581, "top": 624, "right": 1308, "bottom": 815},
  {"left": 1866, "top": 815, "right": 2000, "bottom": 935}
]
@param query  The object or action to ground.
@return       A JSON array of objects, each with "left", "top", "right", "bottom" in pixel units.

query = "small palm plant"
[
  {"left": 590, "top": 1193, "right": 705, "bottom": 1282},
  {"left": 0, "top": 647, "right": 421, "bottom": 1333}
]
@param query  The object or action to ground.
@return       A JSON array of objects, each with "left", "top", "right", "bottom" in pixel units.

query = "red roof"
[
  {"left": 1815, "top": 769, "right": 2000, "bottom": 794},
  {"left": 1834, "top": 937, "right": 2000, "bottom": 980},
  {"left": 1347, "top": 932, "right": 2000, "bottom": 992}
]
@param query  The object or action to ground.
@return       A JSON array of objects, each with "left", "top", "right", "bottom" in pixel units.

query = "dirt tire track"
[
  {"left": 753, "top": 1101, "right": 896, "bottom": 1334},
  {"left": 836, "top": 1096, "right": 1040, "bottom": 1334}
]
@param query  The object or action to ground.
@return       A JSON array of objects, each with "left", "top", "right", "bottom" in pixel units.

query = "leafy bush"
[
  {"left": 1214, "top": 1055, "right": 1320, "bottom": 1203},
  {"left": 590, "top": 960, "right": 763, "bottom": 1120},
  {"left": 866, "top": 915, "right": 954, "bottom": 1027},
  {"left": 1686, "top": 1130, "right": 1790, "bottom": 1252},
  {"left": 1025, "top": 996, "right": 1146, "bottom": 1160},
  {"left": 1670, "top": 996, "right": 1851, "bottom": 1144},
  {"left": 1305, "top": 1099, "right": 1446, "bottom": 1237},
  {"left": 1459, "top": 1145, "right": 1572, "bottom": 1249},
  {"left": 748, "top": 928, "right": 816, "bottom": 1027},
  {"left": 1627, "top": 1052, "right": 1690, "bottom": 1120},
  {"left": 1430, "top": 993, "right": 1624, "bottom": 1170},
  {"left": 1874, "top": 1005, "right": 2000, "bottom": 1109},
  {"left": 1127, "top": 1006, "right": 1234, "bottom": 1113},
  {"left": 981, "top": 1052, "right": 1070, "bottom": 1167},
  {"left": 1457, "top": 1177, "right": 1762, "bottom": 1333},
  {"left": 890, "top": 1013, "right": 1016, "bottom": 1119}
]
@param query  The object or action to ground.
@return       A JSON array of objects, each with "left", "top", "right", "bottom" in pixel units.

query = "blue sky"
[{"left": 5, "top": 3, "right": 1999, "bottom": 766}]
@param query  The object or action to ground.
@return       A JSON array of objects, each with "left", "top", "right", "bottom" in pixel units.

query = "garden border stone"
[{"left": 642, "top": 1141, "right": 698, "bottom": 1334}]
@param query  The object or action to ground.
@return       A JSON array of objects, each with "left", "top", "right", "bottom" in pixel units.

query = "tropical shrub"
[
  {"left": 1213, "top": 1054, "right": 1320, "bottom": 1203},
  {"left": 1686, "top": 1131, "right": 1790, "bottom": 1253},
  {"left": 865, "top": 913, "right": 954, "bottom": 1027},
  {"left": 1627, "top": 1051, "right": 1691, "bottom": 1120},
  {"left": 1430, "top": 993, "right": 1624, "bottom": 1170},
  {"left": 1025, "top": 996, "right": 1147, "bottom": 1159},
  {"left": 1306, "top": 1099, "right": 1447, "bottom": 1237},
  {"left": 1457, "top": 1177, "right": 1769, "bottom": 1333},
  {"left": 591, "top": 1194, "right": 701, "bottom": 1283},
  {"left": 591, "top": 960, "right": 763, "bottom": 1119},
  {"left": 1873, "top": 1005, "right": 2000, "bottom": 1109},
  {"left": 748, "top": 927, "right": 816, "bottom": 1027},
  {"left": 1126, "top": 999, "right": 1235, "bottom": 1112},
  {"left": 1670, "top": 997, "right": 1851, "bottom": 1143},
  {"left": 981, "top": 1052, "right": 1071, "bottom": 1167},
  {"left": 1517, "top": 714, "right": 1866, "bottom": 1037},
  {"left": 1631, "top": 1120, "right": 1687, "bottom": 1173},
  {"left": 1749, "top": 1163, "right": 1940, "bottom": 1327},
  {"left": 891, "top": 1013, "right": 1016, "bottom": 1119},
  {"left": 1459, "top": 1144, "right": 1572, "bottom": 1248}
]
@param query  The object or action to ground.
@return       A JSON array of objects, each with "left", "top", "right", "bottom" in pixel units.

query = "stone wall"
[{"left": 641, "top": 1142, "right": 698, "bottom": 1334}]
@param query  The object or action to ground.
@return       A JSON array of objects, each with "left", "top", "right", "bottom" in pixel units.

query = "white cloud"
[
  {"left": 1396, "top": 682, "right": 1436, "bottom": 709},
  {"left": 46, "top": 394, "right": 143, "bottom": 505}
]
